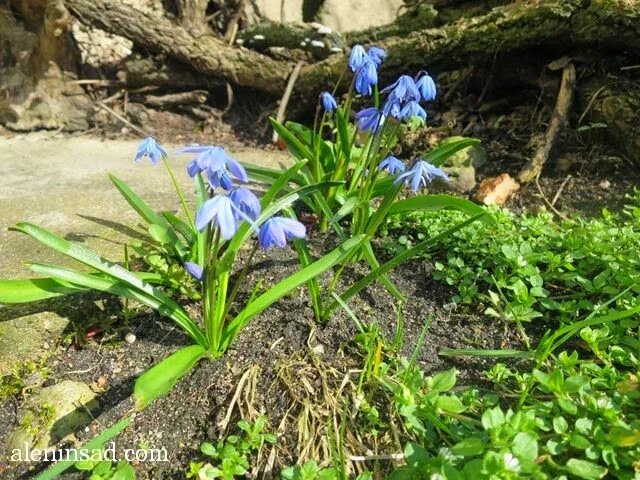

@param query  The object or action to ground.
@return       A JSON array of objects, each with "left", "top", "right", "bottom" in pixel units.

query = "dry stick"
[
  {"left": 142, "top": 90, "right": 208, "bottom": 108},
  {"left": 534, "top": 174, "right": 571, "bottom": 222},
  {"left": 518, "top": 62, "right": 576, "bottom": 184},
  {"left": 98, "top": 102, "right": 150, "bottom": 137},
  {"left": 551, "top": 174, "right": 572, "bottom": 206},
  {"left": 272, "top": 61, "right": 304, "bottom": 143}
]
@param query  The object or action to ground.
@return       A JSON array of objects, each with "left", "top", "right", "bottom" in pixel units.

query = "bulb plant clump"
[{"left": 0, "top": 44, "right": 487, "bottom": 412}]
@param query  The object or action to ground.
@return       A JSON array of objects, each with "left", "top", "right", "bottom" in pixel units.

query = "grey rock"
[
  {"left": 0, "top": 312, "right": 69, "bottom": 376},
  {"left": 7, "top": 381, "right": 98, "bottom": 457}
]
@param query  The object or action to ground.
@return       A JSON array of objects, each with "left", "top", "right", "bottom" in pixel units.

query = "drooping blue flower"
[
  {"left": 134, "top": 137, "right": 167, "bottom": 165},
  {"left": 355, "top": 58, "right": 378, "bottom": 95},
  {"left": 195, "top": 194, "right": 239, "bottom": 238},
  {"left": 320, "top": 91, "right": 338, "bottom": 112},
  {"left": 258, "top": 217, "right": 306, "bottom": 249},
  {"left": 415, "top": 72, "right": 437, "bottom": 101},
  {"left": 367, "top": 46, "right": 387, "bottom": 66},
  {"left": 348, "top": 45, "right": 368, "bottom": 72},
  {"left": 382, "top": 97, "right": 402, "bottom": 119},
  {"left": 394, "top": 160, "right": 449, "bottom": 193},
  {"left": 400, "top": 100, "right": 427, "bottom": 120},
  {"left": 382, "top": 75, "right": 421, "bottom": 103},
  {"left": 185, "top": 262, "right": 204, "bottom": 281},
  {"left": 229, "top": 187, "right": 261, "bottom": 221},
  {"left": 378, "top": 156, "right": 406, "bottom": 174},
  {"left": 355, "top": 107, "right": 384, "bottom": 133},
  {"left": 177, "top": 145, "right": 248, "bottom": 189}
]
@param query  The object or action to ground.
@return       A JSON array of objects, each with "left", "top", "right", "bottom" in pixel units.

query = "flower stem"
[{"left": 162, "top": 156, "right": 194, "bottom": 229}]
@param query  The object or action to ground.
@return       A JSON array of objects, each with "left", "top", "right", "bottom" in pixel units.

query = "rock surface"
[
  {"left": 441, "top": 137, "right": 487, "bottom": 193},
  {"left": 475, "top": 173, "right": 520, "bottom": 206},
  {"left": 7, "top": 380, "right": 98, "bottom": 457}
]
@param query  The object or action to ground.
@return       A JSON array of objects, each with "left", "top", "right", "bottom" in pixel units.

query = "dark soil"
[{"left": 0, "top": 234, "right": 530, "bottom": 480}]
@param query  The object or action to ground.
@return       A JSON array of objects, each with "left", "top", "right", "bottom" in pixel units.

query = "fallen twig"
[
  {"left": 272, "top": 61, "right": 304, "bottom": 143},
  {"left": 518, "top": 62, "right": 576, "bottom": 183},
  {"left": 551, "top": 174, "right": 572, "bottom": 206},
  {"left": 98, "top": 102, "right": 149, "bottom": 137}
]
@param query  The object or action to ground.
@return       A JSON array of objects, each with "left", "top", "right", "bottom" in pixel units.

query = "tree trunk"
[{"left": 175, "top": 0, "right": 209, "bottom": 33}]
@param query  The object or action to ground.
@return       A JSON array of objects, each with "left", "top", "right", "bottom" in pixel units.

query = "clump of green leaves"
[
  {"left": 382, "top": 190, "right": 640, "bottom": 327},
  {"left": 187, "top": 416, "right": 276, "bottom": 480},
  {"left": 75, "top": 459, "right": 136, "bottom": 480}
]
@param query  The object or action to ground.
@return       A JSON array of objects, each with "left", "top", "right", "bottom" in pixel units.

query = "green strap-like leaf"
[
  {"left": 133, "top": 344, "right": 207, "bottom": 410},
  {"left": 325, "top": 214, "right": 485, "bottom": 316},
  {"left": 387, "top": 194, "right": 493, "bottom": 222},
  {"left": 36, "top": 417, "right": 131, "bottom": 480},
  {"left": 0, "top": 277, "right": 89, "bottom": 303},
  {"left": 422, "top": 137, "right": 481, "bottom": 167},
  {"left": 269, "top": 117, "right": 314, "bottom": 161},
  {"left": 109, "top": 174, "right": 186, "bottom": 257},
  {"left": 28, "top": 263, "right": 207, "bottom": 348},
  {"left": 222, "top": 235, "right": 366, "bottom": 350}
]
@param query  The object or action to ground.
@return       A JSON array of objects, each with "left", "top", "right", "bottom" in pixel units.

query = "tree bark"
[
  {"left": 65, "top": 0, "right": 294, "bottom": 94},
  {"left": 64, "top": 0, "right": 640, "bottom": 102}
]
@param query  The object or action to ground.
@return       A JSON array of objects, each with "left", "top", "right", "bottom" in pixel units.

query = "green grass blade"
[
  {"left": 222, "top": 235, "right": 366, "bottom": 349},
  {"left": 438, "top": 348, "right": 535, "bottom": 358},
  {"left": 387, "top": 194, "right": 492, "bottom": 223},
  {"left": 134, "top": 344, "right": 207, "bottom": 410},
  {"left": 35, "top": 417, "right": 131, "bottom": 480},
  {"left": 0, "top": 277, "right": 89, "bottom": 303},
  {"left": 28, "top": 263, "right": 207, "bottom": 348}
]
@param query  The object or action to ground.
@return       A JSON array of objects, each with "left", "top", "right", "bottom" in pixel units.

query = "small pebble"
[
  {"left": 598, "top": 180, "right": 611, "bottom": 189},
  {"left": 96, "top": 376, "right": 108, "bottom": 389},
  {"left": 125, "top": 332, "right": 136, "bottom": 344},
  {"left": 112, "top": 366, "right": 122, "bottom": 374}
]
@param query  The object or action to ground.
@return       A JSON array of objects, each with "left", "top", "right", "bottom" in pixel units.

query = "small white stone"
[
  {"left": 300, "top": 41, "right": 307, "bottom": 47},
  {"left": 253, "top": 34, "right": 265, "bottom": 41},
  {"left": 125, "top": 332, "right": 136, "bottom": 344},
  {"left": 236, "top": 39, "right": 244, "bottom": 45},
  {"left": 330, "top": 46, "right": 343, "bottom": 53},
  {"left": 310, "top": 40, "right": 325, "bottom": 48},
  {"left": 598, "top": 180, "right": 611, "bottom": 189},
  {"left": 317, "top": 26, "right": 332, "bottom": 35}
]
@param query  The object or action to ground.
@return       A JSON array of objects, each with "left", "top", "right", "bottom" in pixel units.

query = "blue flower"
[
  {"left": 258, "top": 217, "right": 306, "bottom": 249},
  {"left": 177, "top": 145, "right": 248, "bottom": 190},
  {"left": 382, "top": 75, "right": 421, "bottom": 103},
  {"left": 394, "top": 160, "right": 449, "bottom": 193},
  {"left": 195, "top": 194, "right": 238, "bottom": 238},
  {"left": 367, "top": 46, "right": 387, "bottom": 66},
  {"left": 185, "top": 262, "right": 204, "bottom": 281},
  {"left": 320, "top": 91, "right": 338, "bottom": 112},
  {"left": 378, "top": 156, "right": 406, "bottom": 174},
  {"left": 415, "top": 72, "right": 437, "bottom": 101},
  {"left": 355, "top": 107, "right": 384, "bottom": 133},
  {"left": 348, "top": 45, "right": 368, "bottom": 72},
  {"left": 229, "top": 187, "right": 261, "bottom": 221},
  {"left": 355, "top": 58, "right": 378, "bottom": 95},
  {"left": 382, "top": 97, "right": 402, "bottom": 119},
  {"left": 134, "top": 137, "right": 167, "bottom": 165},
  {"left": 400, "top": 100, "right": 427, "bottom": 120}
]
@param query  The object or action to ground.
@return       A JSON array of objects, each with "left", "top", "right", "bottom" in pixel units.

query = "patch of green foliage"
[
  {"left": 187, "top": 416, "right": 276, "bottom": 480},
  {"left": 75, "top": 459, "right": 136, "bottom": 480},
  {"left": 0, "top": 359, "right": 51, "bottom": 399},
  {"left": 382, "top": 190, "right": 640, "bottom": 326}
]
